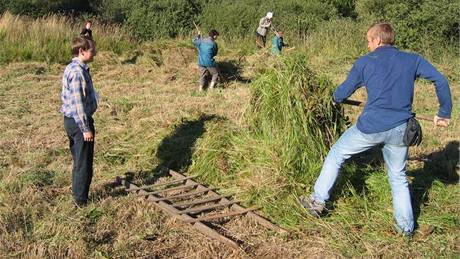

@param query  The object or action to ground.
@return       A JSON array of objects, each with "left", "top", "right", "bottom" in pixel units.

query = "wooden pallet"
[{"left": 116, "top": 170, "right": 287, "bottom": 249}]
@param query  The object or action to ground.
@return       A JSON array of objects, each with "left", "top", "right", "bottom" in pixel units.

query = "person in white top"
[{"left": 255, "top": 12, "right": 273, "bottom": 48}]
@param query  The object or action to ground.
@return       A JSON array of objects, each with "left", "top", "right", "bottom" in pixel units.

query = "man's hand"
[
  {"left": 83, "top": 131, "right": 94, "bottom": 142},
  {"left": 434, "top": 115, "right": 450, "bottom": 127},
  {"left": 332, "top": 98, "right": 339, "bottom": 107}
]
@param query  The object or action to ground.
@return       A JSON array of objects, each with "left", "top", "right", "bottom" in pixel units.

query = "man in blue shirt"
[
  {"left": 61, "top": 37, "right": 98, "bottom": 207},
  {"left": 299, "top": 23, "right": 452, "bottom": 237},
  {"left": 193, "top": 29, "right": 219, "bottom": 91}
]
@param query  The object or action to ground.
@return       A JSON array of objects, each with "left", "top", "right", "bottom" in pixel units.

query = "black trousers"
[{"left": 64, "top": 116, "right": 95, "bottom": 205}]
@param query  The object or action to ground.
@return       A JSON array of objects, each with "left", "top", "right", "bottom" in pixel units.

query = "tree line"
[{"left": 1, "top": 0, "right": 458, "bottom": 51}]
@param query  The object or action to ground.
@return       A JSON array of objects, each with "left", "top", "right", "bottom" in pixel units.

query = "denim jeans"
[
  {"left": 312, "top": 123, "right": 413, "bottom": 233},
  {"left": 64, "top": 116, "right": 95, "bottom": 205}
]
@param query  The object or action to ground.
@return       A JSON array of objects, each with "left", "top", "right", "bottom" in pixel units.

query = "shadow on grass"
[
  {"left": 407, "top": 141, "right": 459, "bottom": 224},
  {"left": 135, "top": 114, "right": 223, "bottom": 185},
  {"left": 217, "top": 60, "right": 251, "bottom": 85},
  {"left": 90, "top": 180, "right": 127, "bottom": 202},
  {"left": 94, "top": 114, "right": 223, "bottom": 199}
]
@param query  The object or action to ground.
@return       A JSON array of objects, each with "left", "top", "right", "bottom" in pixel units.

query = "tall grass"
[
  {"left": 0, "top": 12, "right": 135, "bottom": 64},
  {"left": 303, "top": 18, "right": 367, "bottom": 61}
]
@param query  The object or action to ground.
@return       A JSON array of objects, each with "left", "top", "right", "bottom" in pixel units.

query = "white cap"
[{"left": 266, "top": 12, "right": 273, "bottom": 19}]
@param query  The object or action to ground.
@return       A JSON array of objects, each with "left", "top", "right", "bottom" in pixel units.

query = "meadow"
[{"left": 0, "top": 11, "right": 458, "bottom": 258}]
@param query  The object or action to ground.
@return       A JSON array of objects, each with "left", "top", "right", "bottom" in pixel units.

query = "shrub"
[
  {"left": 0, "top": 0, "right": 92, "bottom": 17},
  {"left": 198, "top": 0, "right": 337, "bottom": 40},
  {"left": 91, "top": 0, "right": 130, "bottom": 24},
  {"left": 355, "top": 0, "right": 459, "bottom": 51},
  {"left": 123, "top": 0, "right": 202, "bottom": 40}
]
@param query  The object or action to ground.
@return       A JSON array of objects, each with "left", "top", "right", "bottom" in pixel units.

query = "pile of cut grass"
[{"left": 247, "top": 54, "right": 346, "bottom": 176}]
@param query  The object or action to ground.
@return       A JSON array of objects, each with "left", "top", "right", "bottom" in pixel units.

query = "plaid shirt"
[{"left": 60, "top": 58, "right": 98, "bottom": 133}]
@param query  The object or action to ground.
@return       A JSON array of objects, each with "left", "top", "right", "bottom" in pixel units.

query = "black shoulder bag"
[{"left": 403, "top": 116, "right": 423, "bottom": 146}]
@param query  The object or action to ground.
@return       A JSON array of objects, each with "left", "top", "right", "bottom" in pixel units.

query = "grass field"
[{"left": 0, "top": 15, "right": 459, "bottom": 258}]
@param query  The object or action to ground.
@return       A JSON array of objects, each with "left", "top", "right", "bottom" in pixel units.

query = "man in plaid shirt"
[{"left": 61, "top": 36, "right": 98, "bottom": 207}]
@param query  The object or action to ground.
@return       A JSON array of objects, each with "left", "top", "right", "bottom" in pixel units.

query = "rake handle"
[{"left": 192, "top": 21, "right": 201, "bottom": 35}]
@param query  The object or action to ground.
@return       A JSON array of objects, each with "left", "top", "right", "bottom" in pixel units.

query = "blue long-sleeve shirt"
[
  {"left": 271, "top": 36, "right": 285, "bottom": 55},
  {"left": 193, "top": 35, "right": 218, "bottom": 67},
  {"left": 333, "top": 46, "right": 452, "bottom": 134}
]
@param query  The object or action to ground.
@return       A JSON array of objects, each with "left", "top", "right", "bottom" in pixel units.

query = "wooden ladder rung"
[
  {"left": 132, "top": 183, "right": 198, "bottom": 196},
  {"left": 168, "top": 170, "right": 288, "bottom": 235},
  {"left": 178, "top": 200, "right": 240, "bottom": 215},
  {"left": 184, "top": 207, "right": 259, "bottom": 223},
  {"left": 125, "top": 175, "right": 196, "bottom": 191},
  {"left": 136, "top": 187, "right": 216, "bottom": 201},
  {"left": 172, "top": 194, "right": 233, "bottom": 208}
]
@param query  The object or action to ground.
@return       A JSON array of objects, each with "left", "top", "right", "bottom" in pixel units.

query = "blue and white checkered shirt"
[{"left": 60, "top": 58, "right": 98, "bottom": 133}]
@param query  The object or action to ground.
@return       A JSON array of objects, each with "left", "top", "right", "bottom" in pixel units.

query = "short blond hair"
[{"left": 368, "top": 22, "right": 395, "bottom": 45}]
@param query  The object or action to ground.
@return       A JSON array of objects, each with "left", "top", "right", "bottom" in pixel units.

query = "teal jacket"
[
  {"left": 193, "top": 35, "right": 218, "bottom": 67},
  {"left": 271, "top": 36, "right": 285, "bottom": 55}
]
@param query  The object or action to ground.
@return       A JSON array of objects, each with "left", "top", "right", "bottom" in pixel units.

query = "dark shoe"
[{"left": 298, "top": 195, "right": 327, "bottom": 217}]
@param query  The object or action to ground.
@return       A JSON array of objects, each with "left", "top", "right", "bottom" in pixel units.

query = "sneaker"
[
  {"left": 298, "top": 195, "right": 327, "bottom": 217},
  {"left": 394, "top": 224, "right": 413, "bottom": 238}
]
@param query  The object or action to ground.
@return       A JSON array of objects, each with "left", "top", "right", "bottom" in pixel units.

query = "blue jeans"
[{"left": 312, "top": 123, "right": 413, "bottom": 233}]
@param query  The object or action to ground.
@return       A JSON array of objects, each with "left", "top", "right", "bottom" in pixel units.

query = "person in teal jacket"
[
  {"left": 271, "top": 31, "right": 287, "bottom": 55},
  {"left": 193, "top": 29, "right": 219, "bottom": 91}
]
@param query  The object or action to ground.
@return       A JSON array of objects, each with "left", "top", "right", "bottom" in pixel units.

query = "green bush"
[
  {"left": 327, "top": 0, "right": 357, "bottom": 18},
  {"left": 123, "top": 0, "right": 201, "bottom": 40},
  {"left": 92, "top": 0, "right": 131, "bottom": 24},
  {"left": 95, "top": 0, "right": 337, "bottom": 40},
  {"left": 0, "top": 0, "right": 92, "bottom": 17},
  {"left": 198, "top": 0, "right": 337, "bottom": 39},
  {"left": 355, "top": 0, "right": 459, "bottom": 50}
]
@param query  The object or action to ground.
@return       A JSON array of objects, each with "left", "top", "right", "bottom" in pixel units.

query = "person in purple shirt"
[{"left": 298, "top": 23, "right": 452, "bottom": 237}]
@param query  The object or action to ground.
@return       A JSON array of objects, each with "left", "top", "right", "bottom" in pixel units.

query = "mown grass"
[{"left": 0, "top": 14, "right": 459, "bottom": 258}]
